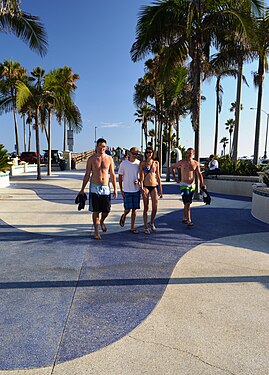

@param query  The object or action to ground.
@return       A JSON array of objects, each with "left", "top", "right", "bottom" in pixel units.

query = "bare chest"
[
  {"left": 181, "top": 161, "right": 196, "bottom": 173},
  {"left": 93, "top": 156, "right": 110, "bottom": 171}
]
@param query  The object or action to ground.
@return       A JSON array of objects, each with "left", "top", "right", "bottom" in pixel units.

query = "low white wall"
[
  {"left": 205, "top": 175, "right": 259, "bottom": 197},
  {"left": 0, "top": 172, "right": 10, "bottom": 188},
  {"left": 10, "top": 164, "right": 37, "bottom": 176},
  {"left": 252, "top": 187, "right": 269, "bottom": 224}
]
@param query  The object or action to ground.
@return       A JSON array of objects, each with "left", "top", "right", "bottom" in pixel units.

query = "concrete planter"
[
  {"left": 205, "top": 175, "right": 259, "bottom": 197},
  {"left": 10, "top": 164, "right": 37, "bottom": 176},
  {"left": 0, "top": 171, "right": 10, "bottom": 188},
  {"left": 252, "top": 185, "right": 269, "bottom": 224}
]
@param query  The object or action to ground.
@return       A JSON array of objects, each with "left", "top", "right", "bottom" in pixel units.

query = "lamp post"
[
  {"left": 250, "top": 108, "right": 269, "bottom": 160},
  {"left": 95, "top": 126, "right": 97, "bottom": 145}
]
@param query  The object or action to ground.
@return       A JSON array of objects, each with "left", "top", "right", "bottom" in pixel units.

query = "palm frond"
[{"left": 0, "top": 11, "right": 48, "bottom": 56}]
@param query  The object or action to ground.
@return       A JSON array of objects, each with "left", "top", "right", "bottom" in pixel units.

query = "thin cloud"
[
  {"left": 82, "top": 118, "right": 92, "bottom": 124},
  {"left": 99, "top": 122, "right": 124, "bottom": 128}
]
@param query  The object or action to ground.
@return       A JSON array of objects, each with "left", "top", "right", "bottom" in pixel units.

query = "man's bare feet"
[
  {"left": 100, "top": 221, "right": 107, "bottom": 232},
  {"left": 94, "top": 233, "right": 101, "bottom": 240}
]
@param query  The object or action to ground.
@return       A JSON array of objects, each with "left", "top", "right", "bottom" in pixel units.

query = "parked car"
[
  {"left": 258, "top": 158, "right": 269, "bottom": 166},
  {"left": 20, "top": 152, "right": 43, "bottom": 164},
  {"left": 43, "top": 150, "right": 63, "bottom": 164}
]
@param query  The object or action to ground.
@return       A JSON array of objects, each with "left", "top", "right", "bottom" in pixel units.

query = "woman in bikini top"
[{"left": 140, "top": 147, "right": 163, "bottom": 234}]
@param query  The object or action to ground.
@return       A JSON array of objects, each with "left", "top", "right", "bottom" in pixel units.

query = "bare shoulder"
[
  {"left": 87, "top": 153, "right": 96, "bottom": 165},
  {"left": 172, "top": 159, "right": 183, "bottom": 168},
  {"left": 88, "top": 153, "right": 97, "bottom": 161},
  {"left": 107, "top": 154, "right": 114, "bottom": 164}
]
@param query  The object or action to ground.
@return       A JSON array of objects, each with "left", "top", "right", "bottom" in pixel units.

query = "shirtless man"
[
  {"left": 79, "top": 138, "right": 117, "bottom": 239},
  {"left": 171, "top": 147, "right": 205, "bottom": 226}
]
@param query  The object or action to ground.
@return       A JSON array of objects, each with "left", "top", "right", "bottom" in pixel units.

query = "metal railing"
[{"left": 72, "top": 150, "right": 95, "bottom": 164}]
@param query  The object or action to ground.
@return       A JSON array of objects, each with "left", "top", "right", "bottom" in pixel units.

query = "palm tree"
[
  {"left": 131, "top": 0, "right": 263, "bottom": 165},
  {"left": 225, "top": 118, "right": 235, "bottom": 156},
  {"left": 251, "top": 10, "right": 269, "bottom": 164},
  {"left": 220, "top": 137, "right": 229, "bottom": 156},
  {"left": 0, "top": 1, "right": 47, "bottom": 57},
  {"left": 50, "top": 66, "right": 80, "bottom": 152},
  {"left": 0, "top": 59, "right": 26, "bottom": 155},
  {"left": 16, "top": 66, "right": 52, "bottom": 179},
  {"left": 204, "top": 58, "right": 238, "bottom": 155},
  {"left": 42, "top": 68, "right": 82, "bottom": 175},
  {"left": 134, "top": 104, "right": 154, "bottom": 152},
  {"left": 148, "top": 128, "right": 155, "bottom": 148},
  {"left": 229, "top": 100, "right": 244, "bottom": 157}
]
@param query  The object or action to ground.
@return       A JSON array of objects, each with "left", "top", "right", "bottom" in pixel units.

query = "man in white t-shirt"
[
  {"left": 205, "top": 154, "right": 220, "bottom": 175},
  {"left": 118, "top": 147, "right": 141, "bottom": 233}
]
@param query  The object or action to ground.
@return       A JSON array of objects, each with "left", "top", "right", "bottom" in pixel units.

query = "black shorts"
[{"left": 89, "top": 193, "right": 111, "bottom": 213}]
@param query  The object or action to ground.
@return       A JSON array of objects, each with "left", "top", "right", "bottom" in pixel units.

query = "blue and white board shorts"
[{"left": 89, "top": 183, "right": 111, "bottom": 213}]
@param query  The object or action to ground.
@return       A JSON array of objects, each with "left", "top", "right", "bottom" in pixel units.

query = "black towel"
[
  {"left": 201, "top": 186, "right": 211, "bottom": 205},
  {"left": 75, "top": 193, "right": 87, "bottom": 210}
]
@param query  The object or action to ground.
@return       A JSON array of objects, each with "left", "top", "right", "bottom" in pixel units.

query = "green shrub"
[
  {"left": 0, "top": 144, "right": 11, "bottom": 173},
  {"left": 218, "top": 156, "right": 265, "bottom": 176}
]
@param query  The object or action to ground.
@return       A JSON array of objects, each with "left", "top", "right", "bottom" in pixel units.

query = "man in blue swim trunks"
[
  {"left": 79, "top": 138, "right": 117, "bottom": 239},
  {"left": 171, "top": 148, "right": 206, "bottom": 226},
  {"left": 118, "top": 147, "right": 141, "bottom": 233}
]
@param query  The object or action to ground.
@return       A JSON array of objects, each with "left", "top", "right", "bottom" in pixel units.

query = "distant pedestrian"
[
  {"left": 204, "top": 154, "right": 221, "bottom": 176},
  {"left": 118, "top": 147, "right": 141, "bottom": 233},
  {"left": 79, "top": 138, "right": 117, "bottom": 240},
  {"left": 171, "top": 147, "right": 205, "bottom": 227},
  {"left": 140, "top": 147, "right": 163, "bottom": 234}
]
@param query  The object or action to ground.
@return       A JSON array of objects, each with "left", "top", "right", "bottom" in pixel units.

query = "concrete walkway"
[{"left": 0, "top": 165, "right": 268, "bottom": 375}]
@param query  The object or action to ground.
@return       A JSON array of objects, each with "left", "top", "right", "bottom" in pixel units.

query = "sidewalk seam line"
[{"left": 50, "top": 249, "right": 88, "bottom": 375}]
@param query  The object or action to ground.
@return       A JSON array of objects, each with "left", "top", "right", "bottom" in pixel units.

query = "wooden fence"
[{"left": 72, "top": 150, "right": 95, "bottom": 164}]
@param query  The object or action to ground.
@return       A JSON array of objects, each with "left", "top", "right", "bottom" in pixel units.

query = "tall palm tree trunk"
[
  {"left": 23, "top": 115, "right": 26, "bottom": 152},
  {"left": 141, "top": 125, "right": 143, "bottom": 152},
  {"left": 13, "top": 108, "right": 20, "bottom": 156},
  {"left": 47, "top": 109, "right": 52, "bottom": 176},
  {"left": 154, "top": 117, "right": 158, "bottom": 150},
  {"left": 28, "top": 123, "right": 31, "bottom": 152},
  {"left": 176, "top": 118, "right": 180, "bottom": 147},
  {"left": 214, "top": 78, "right": 221, "bottom": 155},
  {"left": 166, "top": 123, "right": 172, "bottom": 182},
  {"left": 253, "top": 58, "right": 264, "bottom": 164},
  {"left": 35, "top": 109, "right": 41, "bottom": 180},
  {"left": 232, "top": 60, "right": 243, "bottom": 161},
  {"left": 192, "top": 47, "right": 202, "bottom": 163},
  {"left": 192, "top": 50, "right": 202, "bottom": 199},
  {"left": 143, "top": 119, "right": 147, "bottom": 147},
  {"left": 63, "top": 118, "right": 67, "bottom": 151},
  {"left": 158, "top": 119, "right": 163, "bottom": 175}
]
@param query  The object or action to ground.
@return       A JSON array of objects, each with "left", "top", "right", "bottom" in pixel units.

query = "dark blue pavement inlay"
[{"left": 0, "top": 203, "right": 268, "bottom": 370}]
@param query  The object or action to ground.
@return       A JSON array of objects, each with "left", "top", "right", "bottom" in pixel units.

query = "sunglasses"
[
  {"left": 146, "top": 151, "right": 152, "bottom": 154},
  {"left": 132, "top": 152, "right": 138, "bottom": 155}
]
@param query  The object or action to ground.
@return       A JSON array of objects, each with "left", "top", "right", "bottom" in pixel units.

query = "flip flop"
[
  {"left": 100, "top": 221, "right": 107, "bottom": 232},
  {"left": 130, "top": 229, "right": 139, "bottom": 234},
  {"left": 119, "top": 214, "right": 125, "bottom": 227},
  {"left": 144, "top": 228, "right": 150, "bottom": 235},
  {"left": 149, "top": 223, "right": 157, "bottom": 231},
  {"left": 187, "top": 221, "right": 194, "bottom": 227},
  {"left": 94, "top": 233, "right": 101, "bottom": 240},
  {"left": 182, "top": 219, "right": 188, "bottom": 224}
]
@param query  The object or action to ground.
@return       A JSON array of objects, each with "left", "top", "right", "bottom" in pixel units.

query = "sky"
[{"left": 1, "top": 0, "right": 269, "bottom": 159}]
